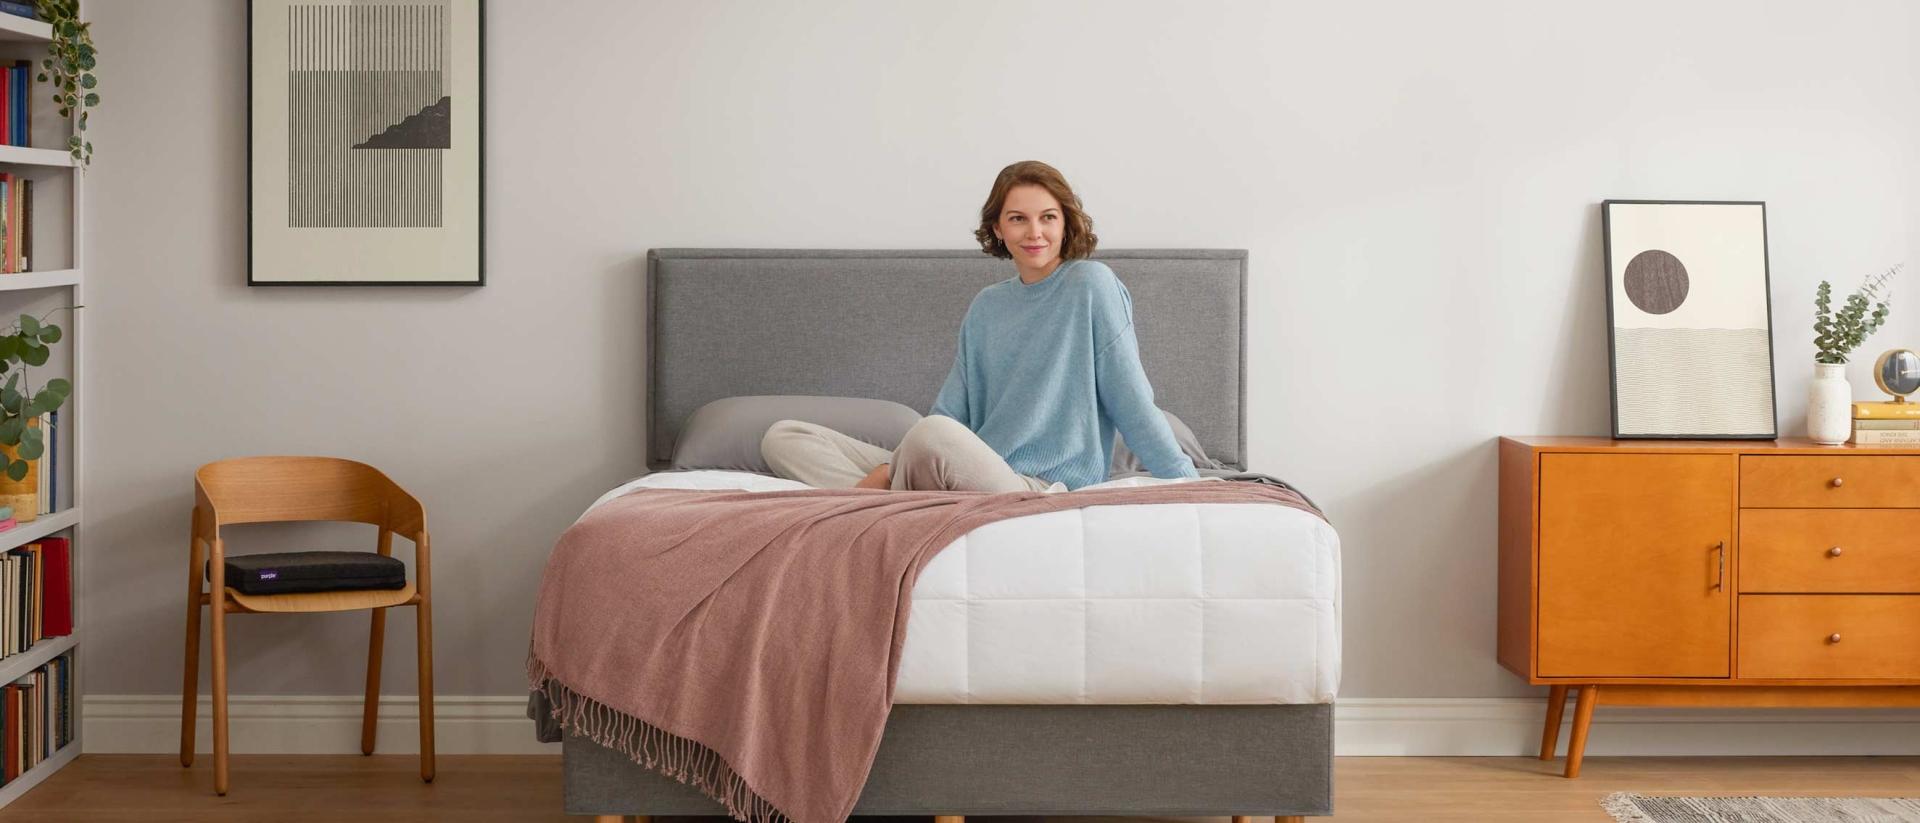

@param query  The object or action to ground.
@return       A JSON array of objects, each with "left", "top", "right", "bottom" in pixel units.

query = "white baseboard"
[
  {"left": 1334, "top": 698, "right": 1920, "bottom": 756},
  {"left": 86, "top": 695, "right": 559, "bottom": 755},
  {"left": 85, "top": 695, "right": 1920, "bottom": 757}
]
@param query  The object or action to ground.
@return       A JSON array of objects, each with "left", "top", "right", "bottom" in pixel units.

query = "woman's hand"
[{"left": 855, "top": 463, "right": 893, "bottom": 490}]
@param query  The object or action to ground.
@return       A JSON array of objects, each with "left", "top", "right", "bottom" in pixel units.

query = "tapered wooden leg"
[
  {"left": 935, "top": 816, "right": 964, "bottom": 823},
  {"left": 180, "top": 526, "right": 204, "bottom": 768},
  {"left": 361, "top": 607, "right": 387, "bottom": 755},
  {"left": 1539, "top": 684, "right": 1569, "bottom": 760},
  {"left": 210, "top": 552, "right": 231, "bottom": 796},
  {"left": 1234, "top": 817, "right": 1254, "bottom": 823},
  {"left": 1279, "top": 817, "right": 1306, "bottom": 823},
  {"left": 1563, "top": 684, "right": 1599, "bottom": 778},
  {"left": 416, "top": 599, "right": 436, "bottom": 782}
]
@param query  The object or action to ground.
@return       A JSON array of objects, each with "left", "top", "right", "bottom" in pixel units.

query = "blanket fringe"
[{"left": 528, "top": 654, "right": 792, "bottom": 823}]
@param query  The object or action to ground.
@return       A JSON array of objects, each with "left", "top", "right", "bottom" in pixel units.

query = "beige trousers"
[{"left": 761, "top": 415, "right": 1055, "bottom": 493}]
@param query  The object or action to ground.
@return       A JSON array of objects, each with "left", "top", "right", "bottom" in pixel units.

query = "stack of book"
[
  {"left": 0, "top": 3, "right": 34, "bottom": 21},
  {"left": 0, "top": 650, "right": 73, "bottom": 783},
  {"left": 34, "top": 410, "right": 54, "bottom": 518},
  {"left": 0, "top": 172, "right": 32, "bottom": 274},
  {"left": 0, "top": 59, "right": 32, "bottom": 148},
  {"left": 0, "top": 537, "right": 70, "bottom": 661},
  {"left": 1849, "top": 401, "right": 1920, "bottom": 445}
]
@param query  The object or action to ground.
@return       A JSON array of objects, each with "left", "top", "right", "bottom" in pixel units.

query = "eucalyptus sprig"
[
  {"left": 1814, "top": 264, "right": 1901, "bottom": 365},
  {"left": 32, "top": 0, "right": 95, "bottom": 164},
  {"left": 0, "top": 308, "right": 75, "bottom": 481}
]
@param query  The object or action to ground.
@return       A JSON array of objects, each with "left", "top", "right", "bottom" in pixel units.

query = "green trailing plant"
[
  {"left": 1814, "top": 264, "right": 1902, "bottom": 365},
  {"left": 0, "top": 309, "right": 73, "bottom": 481},
  {"left": 33, "top": 0, "right": 95, "bottom": 164}
]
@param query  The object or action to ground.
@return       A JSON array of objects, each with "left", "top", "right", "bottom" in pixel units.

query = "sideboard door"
[{"left": 1538, "top": 453, "right": 1734, "bottom": 678}]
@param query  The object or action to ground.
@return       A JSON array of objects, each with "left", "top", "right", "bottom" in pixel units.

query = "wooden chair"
[{"left": 179, "top": 456, "right": 435, "bottom": 795}]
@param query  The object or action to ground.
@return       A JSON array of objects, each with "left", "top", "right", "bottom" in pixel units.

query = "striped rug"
[{"left": 1604, "top": 793, "right": 1920, "bottom": 822}]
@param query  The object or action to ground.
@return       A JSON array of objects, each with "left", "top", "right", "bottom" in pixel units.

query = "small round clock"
[{"left": 1873, "top": 348, "right": 1920, "bottom": 402}]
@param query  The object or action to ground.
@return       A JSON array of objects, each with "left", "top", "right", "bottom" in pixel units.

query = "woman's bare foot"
[{"left": 855, "top": 463, "right": 892, "bottom": 490}]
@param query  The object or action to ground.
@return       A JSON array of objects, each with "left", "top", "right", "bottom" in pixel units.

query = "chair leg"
[
  {"left": 362, "top": 607, "right": 387, "bottom": 755},
  {"left": 416, "top": 598, "right": 436, "bottom": 782},
  {"left": 180, "top": 531, "right": 204, "bottom": 768},
  {"left": 1539, "top": 684, "right": 1569, "bottom": 760},
  {"left": 211, "top": 587, "right": 230, "bottom": 795},
  {"left": 1563, "top": 684, "right": 1599, "bottom": 779}
]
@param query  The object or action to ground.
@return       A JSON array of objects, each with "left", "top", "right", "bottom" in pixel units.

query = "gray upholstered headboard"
[{"left": 647, "top": 248, "right": 1248, "bottom": 471}]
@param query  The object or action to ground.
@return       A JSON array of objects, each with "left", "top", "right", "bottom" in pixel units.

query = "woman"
[{"left": 762, "top": 160, "right": 1197, "bottom": 492}]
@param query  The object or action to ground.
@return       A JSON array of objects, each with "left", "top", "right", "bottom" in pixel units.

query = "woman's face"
[{"left": 995, "top": 184, "right": 1065, "bottom": 272}]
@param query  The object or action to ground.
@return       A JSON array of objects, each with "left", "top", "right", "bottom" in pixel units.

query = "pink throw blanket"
[{"left": 528, "top": 481, "right": 1324, "bottom": 823}]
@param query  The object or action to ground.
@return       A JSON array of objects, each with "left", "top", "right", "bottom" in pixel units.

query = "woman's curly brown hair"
[{"left": 974, "top": 160, "right": 1098, "bottom": 259}]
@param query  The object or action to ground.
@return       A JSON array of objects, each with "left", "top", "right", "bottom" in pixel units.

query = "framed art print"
[
  {"left": 1602, "top": 200, "right": 1775, "bottom": 439},
  {"left": 249, "top": 0, "right": 484, "bottom": 285}
]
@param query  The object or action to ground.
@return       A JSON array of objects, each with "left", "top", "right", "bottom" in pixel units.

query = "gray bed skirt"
[{"left": 553, "top": 703, "right": 1333, "bottom": 818}]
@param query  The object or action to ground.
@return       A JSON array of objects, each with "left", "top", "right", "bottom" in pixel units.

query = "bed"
[{"left": 546, "top": 249, "right": 1339, "bottom": 821}]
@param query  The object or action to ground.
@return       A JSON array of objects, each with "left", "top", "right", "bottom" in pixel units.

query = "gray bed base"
[
  {"left": 564, "top": 704, "right": 1333, "bottom": 818},
  {"left": 558, "top": 249, "right": 1329, "bottom": 818}
]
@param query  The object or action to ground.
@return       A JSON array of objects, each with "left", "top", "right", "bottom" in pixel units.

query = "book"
[
  {"left": 0, "top": 66, "right": 12, "bottom": 150},
  {"left": 1851, "top": 401, "right": 1920, "bottom": 419},
  {"left": 0, "top": 2, "right": 36, "bottom": 21},
  {"left": 0, "top": 518, "right": 15, "bottom": 533},
  {"left": 1850, "top": 429, "right": 1920, "bottom": 445},
  {"left": 3, "top": 684, "right": 15, "bottom": 780},
  {"left": 8, "top": 171, "right": 20, "bottom": 274},
  {"left": 18, "top": 177, "right": 28, "bottom": 272},
  {"left": 0, "top": 175, "right": 11, "bottom": 275},
  {"left": 1853, "top": 418, "right": 1920, "bottom": 430},
  {"left": 34, "top": 417, "right": 45, "bottom": 516},
  {"left": 26, "top": 543, "right": 38, "bottom": 646},
  {"left": 42, "top": 410, "right": 51, "bottom": 510},
  {"left": 10, "top": 60, "right": 27, "bottom": 147},
  {"left": 38, "top": 538, "right": 65, "bottom": 637}
]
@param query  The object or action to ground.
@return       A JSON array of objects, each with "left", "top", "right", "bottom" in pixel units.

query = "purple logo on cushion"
[{"left": 259, "top": 570, "right": 279, "bottom": 580}]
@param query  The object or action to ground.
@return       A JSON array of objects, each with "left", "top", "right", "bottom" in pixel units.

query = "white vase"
[{"left": 1807, "top": 363, "right": 1853, "bottom": 445}]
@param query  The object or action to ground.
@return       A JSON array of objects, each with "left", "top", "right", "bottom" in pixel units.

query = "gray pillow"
[
  {"left": 670, "top": 395, "right": 923, "bottom": 473},
  {"left": 1110, "top": 408, "right": 1225, "bottom": 476}
]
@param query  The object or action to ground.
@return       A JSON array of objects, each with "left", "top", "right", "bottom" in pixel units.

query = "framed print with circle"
[
  {"left": 1602, "top": 200, "right": 1775, "bottom": 439},
  {"left": 248, "top": 0, "right": 484, "bottom": 285}
]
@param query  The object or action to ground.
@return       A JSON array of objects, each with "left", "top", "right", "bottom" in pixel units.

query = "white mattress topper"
[{"left": 587, "top": 470, "right": 1341, "bottom": 705}]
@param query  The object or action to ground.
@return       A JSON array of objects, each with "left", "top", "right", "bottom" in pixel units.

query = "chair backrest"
[{"left": 195, "top": 456, "right": 405, "bottom": 527}]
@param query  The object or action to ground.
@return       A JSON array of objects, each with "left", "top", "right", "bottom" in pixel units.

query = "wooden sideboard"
[{"left": 1498, "top": 436, "right": 1920, "bottom": 777}]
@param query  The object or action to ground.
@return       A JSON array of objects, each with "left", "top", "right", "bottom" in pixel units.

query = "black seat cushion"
[{"left": 216, "top": 551, "right": 408, "bottom": 596}]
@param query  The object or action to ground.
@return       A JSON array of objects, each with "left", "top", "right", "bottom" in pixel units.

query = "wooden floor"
[{"left": 0, "top": 755, "right": 1916, "bottom": 822}]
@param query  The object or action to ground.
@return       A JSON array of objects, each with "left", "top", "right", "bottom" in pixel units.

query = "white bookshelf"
[
  {"left": 0, "top": 14, "right": 48, "bottom": 44},
  {"left": 0, "top": 8, "right": 83, "bottom": 809},
  {"left": 0, "top": 269, "right": 78, "bottom": 292},
  {"left": 0, "top": 145, "right": 70, "bottom": 168}
]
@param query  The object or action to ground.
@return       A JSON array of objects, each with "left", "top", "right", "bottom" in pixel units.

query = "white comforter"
[{"left": 590, "top": 470, "right": 1341, "bottom": 705}]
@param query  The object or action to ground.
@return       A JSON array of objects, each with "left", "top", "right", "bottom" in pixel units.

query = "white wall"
[{"left": 85, "top": 0, "right": 1918, "bottom": 710}]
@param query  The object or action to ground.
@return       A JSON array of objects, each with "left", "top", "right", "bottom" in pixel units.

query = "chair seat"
[{"left": 225, "top": 580, "right": 417, "bottom": 614}]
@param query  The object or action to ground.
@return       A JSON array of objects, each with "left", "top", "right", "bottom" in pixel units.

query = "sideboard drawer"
[
  {"left": 1741, "top": 456, "right": 1920, "bottom": 508},
  {"left": 1738, "top": 595, "right": 1920, "bottom": 679},
  {"left": 1740, "top": 510, "right": 1920, "bottom": 593}
]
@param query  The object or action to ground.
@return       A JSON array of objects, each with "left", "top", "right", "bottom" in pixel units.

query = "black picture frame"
[
  {"left": 1601, "top": 199, "right": 1777, "bottom": 440},
  {"left": 246, "top": 0, "right": 485, "bottom": 287}
]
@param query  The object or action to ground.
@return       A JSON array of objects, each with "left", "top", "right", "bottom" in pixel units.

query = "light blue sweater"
[{"left": 930, "top": 259, "right": 1199, "bottom": 490}]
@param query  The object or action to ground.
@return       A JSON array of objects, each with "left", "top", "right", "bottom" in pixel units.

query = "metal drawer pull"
[
  {"left": 1828, "top": 546, "right": 1845, "bottom": 558},
  {"left": 1713, "top": 541, "right": 1725, "bottom": 590},
  {"left": 1828, "top": 633, "right": 1843, "bottom": 644},
  {"left": 1830, "top": 477, "right": 1845, "bottom": 488}
]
